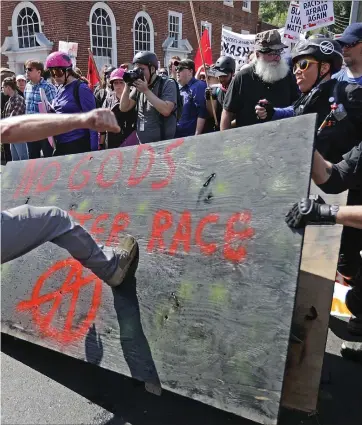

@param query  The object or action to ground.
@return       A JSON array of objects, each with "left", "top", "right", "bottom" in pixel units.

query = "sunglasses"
[
  {"left": 159, "top": 71, "right": 168, "bottom": 76},
  {"left": 176, "top": 66, "right": 191, "bottom": 72},
  {"left": 342, "top": 40, "right": 362, "bottom": 49},
  {"left": 169, "top": 60, "right": 179, "bottom": 68},
  {"left": 260, "top": 48, "right": 284, "bottom": 56},
  {"left": 25, "top": 67, "right": 34, "bottom": 72},
  {"left": 49, "top": 68, "right": 66, "bottom": 77},
  {"left": 293, "top": 58, "right": 319, "bottom": 74}
]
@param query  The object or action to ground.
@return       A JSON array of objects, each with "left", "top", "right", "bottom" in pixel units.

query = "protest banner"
[
  {"left": 221, "top": 28, "right": 255, "bottom": 66},
  {"left": 284, "top": 1, "right": 303, "bottom": 41},
  {"left": 300, "top": 0, "right": 335, "bottom": 31},
  {"left": 58, "top": 41, "right": 79, "bottom": 67}
]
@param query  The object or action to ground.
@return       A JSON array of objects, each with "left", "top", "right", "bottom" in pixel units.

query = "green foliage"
[{"left": 258, "top": 0, "right": 290, "bottom": 28}]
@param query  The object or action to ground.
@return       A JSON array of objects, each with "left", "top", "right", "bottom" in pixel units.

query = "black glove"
[
  {"left": 285, "top": 195, "right": 340, "bottom": 229},
  {"left": 257, "top": 100, "right": 275, "bottom": 121}
]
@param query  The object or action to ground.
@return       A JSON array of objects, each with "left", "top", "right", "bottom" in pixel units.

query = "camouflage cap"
[
  {"left": 255, "top": 29, "right": 287, "bottom": 52},
  {"left": 0, "top": 67, "right": 15, "bottom": 83}
]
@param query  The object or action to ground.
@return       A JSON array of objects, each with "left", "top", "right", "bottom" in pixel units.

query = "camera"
[{"left": 123, "top": 67, "right": 144, "bottom": 86}]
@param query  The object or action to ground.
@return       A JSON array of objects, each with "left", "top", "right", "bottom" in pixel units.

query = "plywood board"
[
  {"left": 1, "top": 116, "right": 316, "bottom": 424},
  {"left": 282, "top": 187, "right": 347, "bottom": 412}
]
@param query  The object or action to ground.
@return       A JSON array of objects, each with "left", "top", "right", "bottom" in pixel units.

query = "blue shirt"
[
  {"left": 176, "top": 77, "right": 208, "bottom": 137},
  {"left": 333, "top": 68, "right": 362, "bottom": 85},
  {"left": 52, "top": 80, "right": 98, "bottom": 150},
  {"left": 24, "top": 78, "right": 56, "bottom": 114}
]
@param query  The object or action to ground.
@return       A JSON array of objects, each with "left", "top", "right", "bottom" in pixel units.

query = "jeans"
[
  {"left": 1, "top": 205, "right": 118, "bottom": 282},
  {"left": 10, "top": 143, "right": 28, "bottom": 161}
]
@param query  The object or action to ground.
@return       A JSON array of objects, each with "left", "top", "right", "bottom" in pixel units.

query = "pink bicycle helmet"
[
  {"left": 109, "top": 68, "right": 125, "bottom": 82},
  {"left": 45, "top": 51, "right": 72, "bottom": 69}
]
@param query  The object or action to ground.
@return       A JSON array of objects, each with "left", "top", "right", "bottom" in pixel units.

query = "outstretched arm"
[{"left": 1, "top": 109, "right": 120, "bottom": 144}]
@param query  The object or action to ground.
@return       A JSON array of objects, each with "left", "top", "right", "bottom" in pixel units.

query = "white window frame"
[
  {"left": 242, "top": 1, "right": 252, "bottom": 13},
  {"left": 222, "top": 25, "right": 232, "bottom": 32},
  {"left": 89, "top": 2, "right": 117, "bottom": 68},
  {"left": 133, "top": 11, "right": 155, "bottom": 54},
  {"left": 12, "top": 1, "right": 42, "bottom": 50},
  {"left": 201, "top": 21, "right": 212, "bottom": 45},
  {"left": 224, "top": 0, "right": 234, "bottom": 7},
  {"left": 168, "top": 11, "right": 183, "bottom": 49}
]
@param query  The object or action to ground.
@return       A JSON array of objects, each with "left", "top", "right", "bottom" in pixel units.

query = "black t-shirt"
[
  {"left": 203, "top": 85, "right": 227, "bottom": 133},
  {"left": 294, "top": 79, "right": 362, "bottom": 164},
  {"left": 223, "top": 64, "right": 299, "bottom": 128},
  {"left": 102, "top": 93, "right": 136, "bottom": 149},
  {"left": 319, "top": 142, "right": 362, "bottom": 194}
]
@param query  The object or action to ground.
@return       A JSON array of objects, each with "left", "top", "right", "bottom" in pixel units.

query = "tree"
[{"left": 258, "top": 0, "right": 290, "bottom": 28}]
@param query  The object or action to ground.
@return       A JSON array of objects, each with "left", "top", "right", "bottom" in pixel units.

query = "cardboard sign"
[
  {"left": 221, "top": 28, "right": 255, "bottom": 66},
  {"left": 59, "top": 41, "right": 79, "bottom": 68},
  {"left": 300, "top": 0, "right": 335, "bottom": 31},
  {"left": 284, "top": 2, "right": 303, "bottom": 41}
]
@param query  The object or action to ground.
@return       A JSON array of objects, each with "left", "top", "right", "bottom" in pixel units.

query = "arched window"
[
  {"left": 89, "top": 2, "right": 117, "bottom": 68},
  {"left": 12, "top": 2, "right": 41, "bottom": 49},
  {"left": 133, "top": 11, "right": 154, "bottom": 54}
]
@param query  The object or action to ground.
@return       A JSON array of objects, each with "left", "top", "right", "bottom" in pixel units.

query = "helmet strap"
[{"left": 312, "top": 62, "right": 329, "bottom": 89}]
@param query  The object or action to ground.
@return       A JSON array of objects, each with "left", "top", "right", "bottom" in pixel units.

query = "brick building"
[{"left": 1, "top": 1, "right": 259, "bottom": 74}]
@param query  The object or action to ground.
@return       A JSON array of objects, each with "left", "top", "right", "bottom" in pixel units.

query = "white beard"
[{"left": 254, "top": 57, "right": 289, "bottom": 83}]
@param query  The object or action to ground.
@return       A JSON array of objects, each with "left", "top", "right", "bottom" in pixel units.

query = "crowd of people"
[{"left": 1, "top": 23, "right": 362, "bottom": 349}]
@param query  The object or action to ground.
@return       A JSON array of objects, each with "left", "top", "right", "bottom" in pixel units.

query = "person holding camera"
[{"left": 120, "top": 51, "right": 178, "bottom": 144}]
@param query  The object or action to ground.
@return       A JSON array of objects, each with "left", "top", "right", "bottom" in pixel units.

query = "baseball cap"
[
  {"left": 337, "top": 23, "right": 362, "bottom": 45},
  {"left": 176, "top": 59, "right": 195, "bottom": 73},
  {"left": 255, "top": 29, "right": 287, "bottom": 52},
  {"left": 16, "top": 74, "right": 26, "bottom": 81}
]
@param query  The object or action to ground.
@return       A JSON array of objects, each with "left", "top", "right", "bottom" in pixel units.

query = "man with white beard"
[{"left": 221, "top": 30, "right": 299, "bottom": 130}]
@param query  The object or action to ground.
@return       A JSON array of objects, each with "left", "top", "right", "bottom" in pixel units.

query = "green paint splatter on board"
[
  {"left": 179, "top": 280, "right": 193, "bottom": 301},
  {"left": 215, "top": 182, "right": 230, "bottom": 196},
  {"left": 47, "top": 194, "right": 58, "bottom": 204},
  {"left": 224, "top": 145, "right": 252, "bottom": 161},
  {"left": 137, "top": 201, "right": 149, "bottom": 214},
  {"left": 270, "top": 175, "right": 289, "bottom": 192},
  {"left": 1, "top": 263, "right": 12, "bottom": 279},
  {"left": 186, "top": 149, "right": 196, "bottom": 162},
  {"left": 78, "top": 199, "right": 91, "bottom": 212},
  {"left": 209, "top": 284, "right": 228, "bottom": 304}
]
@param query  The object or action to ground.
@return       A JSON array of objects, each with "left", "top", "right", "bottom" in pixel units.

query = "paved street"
[{"left": 1, "top": 316, "right": 361, "bottom": 425}]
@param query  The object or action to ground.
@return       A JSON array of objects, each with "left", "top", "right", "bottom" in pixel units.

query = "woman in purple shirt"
[{"left": 45, "top": 51, "right": 97, "bottom": 155}]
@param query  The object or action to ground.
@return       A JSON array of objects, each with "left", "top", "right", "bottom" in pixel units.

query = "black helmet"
[
  {"left": 291, "top": 38, "right": 343, "bottom": 74},
  {"left": 104, "top": 65, "right": 116, "bottom": 77},
  {"left": 132, "top": 51, "right": 159, "bottom": 70},
  {"left": 214, "top": 56, "right": 236, "bottom": 73}
]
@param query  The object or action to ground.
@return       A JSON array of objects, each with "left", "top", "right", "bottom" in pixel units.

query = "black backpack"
[
  {"left": 73, "top": 79, "right": 98, "bottom": 111},
  {"left": 157, "top": 76, "right": 183, "bottom": 121}
]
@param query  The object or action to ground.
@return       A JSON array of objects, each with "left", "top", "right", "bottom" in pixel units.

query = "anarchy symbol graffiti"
[{"left": 17, "top": 258, "right": 102, "bottom": 344}]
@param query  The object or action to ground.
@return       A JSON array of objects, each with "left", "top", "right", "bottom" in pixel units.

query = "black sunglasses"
[
  {"left": 342, "top": 40, "right": 362, "bottom": 49},
  {"left": 25, "top": 67, "right": 34, "bottom": 72},
  {"left": 259, "top": 48, "right": 284, "bottom": 56}
]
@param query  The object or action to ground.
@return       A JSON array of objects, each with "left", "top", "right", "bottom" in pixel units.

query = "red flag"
[
  {"left": 87, "top": 49, "right": 100, "bottom": 90},
  {"left": 194, "top": 29, "right": 213, "bottom": 71}
]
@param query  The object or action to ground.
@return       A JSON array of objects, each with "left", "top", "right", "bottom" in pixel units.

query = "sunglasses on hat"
[
  {"left": 293, "top": 58, "right": 319, "bottom": 74},
  {"left": 342, "top": 40, "right": 362, "bottom": 49}
]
